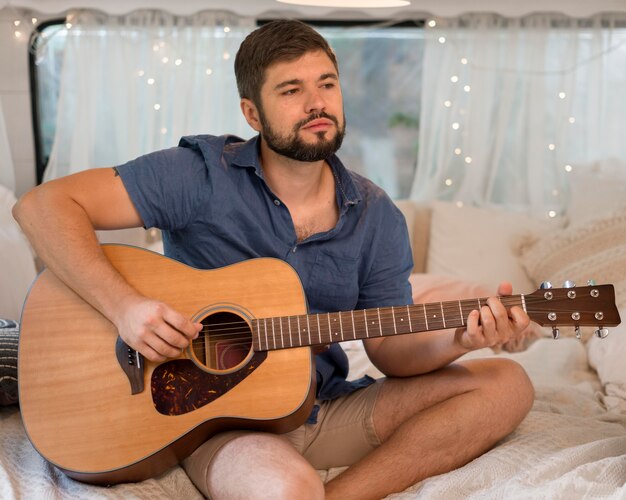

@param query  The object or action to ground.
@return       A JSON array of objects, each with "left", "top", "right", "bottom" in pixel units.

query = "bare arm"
[
  {"left": 13, "top": 168, "right": 201, "bottom": 361},
  {"left": 363, "top": 282, "right": 530, "bottom": 377}
]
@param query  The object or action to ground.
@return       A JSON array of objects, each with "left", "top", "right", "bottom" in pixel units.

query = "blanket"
[{"left": 0, "top": 339, "right": 624, "bottom": 498}]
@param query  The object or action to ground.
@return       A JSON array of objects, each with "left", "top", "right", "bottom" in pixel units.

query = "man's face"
[{"left": 256, "top": 50, "right": 345, "bottom": 162}]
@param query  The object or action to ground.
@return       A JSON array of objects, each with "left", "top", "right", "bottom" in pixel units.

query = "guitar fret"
[
  {"left": 339, "top": 312, "right": 345, "bottom": 341},
  {"left": 327, "top": 313, "right": 333, "bottom": 343},
  {"left": 281, "top": 317, "right": 289, "bottom": 348},
  {"left": 297, "top": 316, "right": 302, "bottom": 346},
  {"left": 422, "top": 304, "right": 428, "bottom": 330},
  {"left": 351, "top": 310, "right": 356, "bottom": 339},
  {"left": 317, "top": 314, "right": 322, "bottom": 344},
  {"left": 440, "top": 302, "right": 446, "bottom": 328},
  {"left": 377, "top": 308, "right": 383, "bottom": 336},
  {"left": 364, "top": 310, "right": 369, "bottom": 338},
  {"left": 392, "top": 307, "right": 397, "bottom": 334},
  {"left": 458, "top": 301, "right": 464, "bottom": 326},
  {"left": 407, "top": 305, "right": 413, "bottom": 331},
  {"left": 425, "top": 303, "right": 445, "bottom": 330},
  {"left": 264, "top": 318, "right": 269, "bottom": 349},
  {"left": 306, "top": 315, "right": 312, "bottom": 346}
]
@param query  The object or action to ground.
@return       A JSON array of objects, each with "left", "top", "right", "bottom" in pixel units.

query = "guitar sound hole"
[{"left": 192, "top": 312, "right": 252, "bottom": 371}]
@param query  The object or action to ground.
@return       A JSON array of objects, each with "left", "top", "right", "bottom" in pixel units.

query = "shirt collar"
[{"left": 231, "top": 134, "right": 362, "bottom": 207}]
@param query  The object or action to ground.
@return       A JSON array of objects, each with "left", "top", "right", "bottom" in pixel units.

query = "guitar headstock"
[{"left": 525, "top": 284, "right": 621, "bottom": 339}]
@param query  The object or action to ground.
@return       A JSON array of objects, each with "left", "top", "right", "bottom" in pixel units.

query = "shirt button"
[
  {"left": 274, "top": 199, "right": 281, "bottom": 206},
  {"left": 292, "top": 246, "right": 297, "bottom": 253}
]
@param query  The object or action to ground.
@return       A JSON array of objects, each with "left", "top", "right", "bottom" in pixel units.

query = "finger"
[
  {"left": 497, "top": 281, "right": 513, "bottom": 297},
  {"left": 479, "top": 305, "right": 498, "bottom": 344},
  {"left": 487, "top": 297, "right": 514, "bottom": 342},
  {"left": 138, "top": 341, "right": 168, "bottom": 363},
  {"left": 509, "top": 305, "right": 531, "bottom": 332},
  {"left": 152, "top": 321, "right": 193, "bottom": 351},
  {"left": 162, "top": 308, "right": 202, "bottom": 340},
  {"left": 463, "top": 309, "right": 483, "bottom": 347},
  {"left": 145, "top": 330, "right": 184, "bottom": 359}
]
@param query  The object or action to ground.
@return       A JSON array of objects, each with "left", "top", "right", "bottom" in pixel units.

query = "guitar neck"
[{"left": 251, "top": 295, "right": 525, "bottom": 351}]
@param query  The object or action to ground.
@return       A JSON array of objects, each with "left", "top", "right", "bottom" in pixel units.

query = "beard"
[{"left": 259, "top": 109, "right": 346, "bottom": 162}]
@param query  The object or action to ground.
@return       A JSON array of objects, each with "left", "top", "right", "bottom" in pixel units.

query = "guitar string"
[
  {"left": 190, "top": 295, "right": 581, "bottom": 340},
  {"left": 159, "top": 294, "right": 594, "bottom": 352},
  {"left": 193, "top": 296, "right": 529, "bottom": 332}
]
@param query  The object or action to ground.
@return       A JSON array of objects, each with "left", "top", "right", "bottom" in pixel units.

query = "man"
[{"left": 14, "top": 19, "right": 534, "bottom": 500}]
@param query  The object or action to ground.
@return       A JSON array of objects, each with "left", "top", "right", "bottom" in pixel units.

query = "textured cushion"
[
  {"left": 425, "top": 201, "right": 562, "bottom": 293},
  {"left": 520, "top": 207, "right": 626, "bottom": 409},
  {"left": 519, "top": 205, "right": 626, "bottom": 308},
  {"left": 0, "top": 319, "right": 19, "bottom": 406}
]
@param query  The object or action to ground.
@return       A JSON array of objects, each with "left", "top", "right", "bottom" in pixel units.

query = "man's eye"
[{"left": 283, "top": 88, "right": 298, "bottom": 95}]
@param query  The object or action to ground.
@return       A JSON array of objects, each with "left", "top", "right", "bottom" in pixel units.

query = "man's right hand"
[{"left": 113, "top": 296, "right": 203, "bottom": 362}]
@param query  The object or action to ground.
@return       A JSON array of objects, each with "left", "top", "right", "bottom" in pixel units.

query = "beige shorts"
[{"left": 183, "top": 380, "right": 383, "bottom": 496}]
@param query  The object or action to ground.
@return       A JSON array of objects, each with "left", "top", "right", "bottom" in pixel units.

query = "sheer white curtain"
[
  {"left": 411, "top": 13, "right": 626, "bottom": 217},
  {"left": 43, "top": 10, "right": 255, "bottom": 181},
  {"left": 0, "top": 100, "right": 15, "bottom": 192}
]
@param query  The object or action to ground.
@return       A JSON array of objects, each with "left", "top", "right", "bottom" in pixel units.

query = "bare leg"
[
  {"left": 206, "top": 433, "right": 324, "bottom": 500},
  {"left": 325, "top": 358, "right": 534, "bottom": 500}
]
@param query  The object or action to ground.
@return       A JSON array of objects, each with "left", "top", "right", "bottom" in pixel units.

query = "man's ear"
[{"left": 240, "top": 98, "right": 262, "bottom": 132}]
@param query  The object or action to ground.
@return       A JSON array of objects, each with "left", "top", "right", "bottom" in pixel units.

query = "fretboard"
[{"left": 251, "top": 295, "right": 525, "bottom": 351}]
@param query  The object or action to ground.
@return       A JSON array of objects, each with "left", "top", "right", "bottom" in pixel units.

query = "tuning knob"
[
  {"left": 552, "top": 327, "right": 560, "bottom": 339},
  {"left": 595, "top": 328, "right": 609, "bottom": 339},
  {"left": 563, "top": 280, "right": 576, "bottom": 288},
  {"left": 540, "top": 281, "right": 553, "bottom": 289}
]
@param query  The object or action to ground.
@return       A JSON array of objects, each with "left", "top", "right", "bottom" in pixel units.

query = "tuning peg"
[
  {"left": 552, "top": 327, "right": 560, "bottom": 339},
  {"left": 587, "top": 279, "right": 597, "bottom": 286},
  {"left": 574, "top": 326, "right": 581, "bottom": 339},
  {"left": 540, "top": 281, "right": 553, "bottom": 289},
  {"left": 595, "top": 328, "right": 609, "bottom": 339},
  {"left": 563, "top": 280, "right": 576, "bottom": 288}
]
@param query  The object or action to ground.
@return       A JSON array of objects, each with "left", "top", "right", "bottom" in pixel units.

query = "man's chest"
[{"left": 291, "top": 201, "right": 340, "bottom": 242}]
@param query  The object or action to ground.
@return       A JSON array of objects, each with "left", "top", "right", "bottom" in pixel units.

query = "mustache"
[{"left": 295, "top": 112, "right": 340, "bottom": 130}]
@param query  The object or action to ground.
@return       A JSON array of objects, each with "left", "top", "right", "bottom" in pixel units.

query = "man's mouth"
[{"left": 301, "top": 118, "right": 335, "bottom": 132}]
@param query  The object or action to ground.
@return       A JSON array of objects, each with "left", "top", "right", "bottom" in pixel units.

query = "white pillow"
[
  {"left": 0, "top": 186, "right": 37, "bottom": 321},
  {"left": 587, "top": 305, "right": 626, "bottom": 413},
  {"left": 426, "top": 201, "right": 561, "bottom": 293}
]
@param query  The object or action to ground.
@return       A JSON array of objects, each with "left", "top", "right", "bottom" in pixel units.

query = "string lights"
[{"left": 422, "top": 16, "right": 616, "bottom": 218}]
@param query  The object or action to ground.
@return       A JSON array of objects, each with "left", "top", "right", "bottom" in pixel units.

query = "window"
[
  {"left": 29, "top": 18, "right": 66, "bottom": 184},
  {"left": 30, "top": 18, "right": 424, "bottom": 197}
]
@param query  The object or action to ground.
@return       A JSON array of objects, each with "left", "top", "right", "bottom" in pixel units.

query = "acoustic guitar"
[{"left": 18, "top": 244, "right": 621, "bottom": 485}]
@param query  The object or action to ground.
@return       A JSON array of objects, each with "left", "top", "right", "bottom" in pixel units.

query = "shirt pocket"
[{"left": 306, "top": 249, "right": 360, "bottom": 313}]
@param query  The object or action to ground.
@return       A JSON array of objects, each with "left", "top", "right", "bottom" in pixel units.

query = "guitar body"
[{"left": 18, "top": 245, "right": 315, "bottom": 485}]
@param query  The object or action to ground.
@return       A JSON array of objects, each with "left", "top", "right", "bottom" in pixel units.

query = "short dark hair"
[{"left": 234, "top": 19, "right": 339, "bottom": 108}]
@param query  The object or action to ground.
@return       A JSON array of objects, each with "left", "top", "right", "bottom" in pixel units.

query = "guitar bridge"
[{"left": 115, "top": 336, "right": 145, "bottom": 394}]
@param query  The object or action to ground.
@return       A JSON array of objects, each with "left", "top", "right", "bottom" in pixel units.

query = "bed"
[{"left": 1, "top": 170, "right": 625, "bottom": 498}]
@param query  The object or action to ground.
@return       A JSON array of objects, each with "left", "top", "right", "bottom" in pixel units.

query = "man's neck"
[{"left": 258, "top": 138, "right": 332, "bottom": 207}]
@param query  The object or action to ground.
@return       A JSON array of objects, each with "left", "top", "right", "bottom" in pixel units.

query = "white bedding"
[{"left": 1, "top": 338, "right": 624, "bottom": 499}]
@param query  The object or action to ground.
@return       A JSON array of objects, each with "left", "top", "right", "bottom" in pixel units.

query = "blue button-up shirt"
[{"left": 117, "top": 134, "right": 413, "bottom": 411}]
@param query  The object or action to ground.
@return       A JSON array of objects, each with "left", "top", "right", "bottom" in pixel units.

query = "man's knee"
[
  {"left": 478, "top": 358, "right": 535, "bottom": 420},
  {"left": 206, "top": 433, "right": 324, "bottom": 500}
]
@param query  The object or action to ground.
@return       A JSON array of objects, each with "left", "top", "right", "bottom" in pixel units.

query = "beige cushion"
[{"left": 425, "top": 201, "right": 561, "bottom": 293}]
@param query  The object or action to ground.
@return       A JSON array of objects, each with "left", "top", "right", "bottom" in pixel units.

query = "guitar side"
[{"left": 18, "top": 245, "right": 315, "bottom": 485}]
